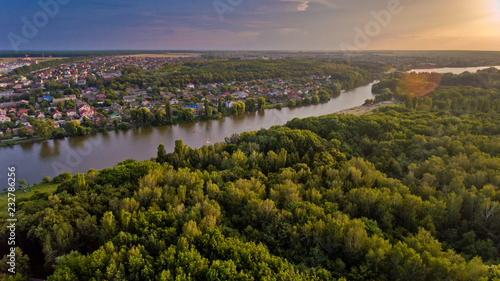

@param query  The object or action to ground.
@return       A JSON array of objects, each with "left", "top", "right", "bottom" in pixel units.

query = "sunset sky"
[{"left": 1, "top": 0, "right": 499, "bottom": 51}]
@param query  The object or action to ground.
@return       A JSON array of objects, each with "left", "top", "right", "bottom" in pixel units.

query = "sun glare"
[{"left": 490, "top": 0, "right": 500, "bottom": 18}]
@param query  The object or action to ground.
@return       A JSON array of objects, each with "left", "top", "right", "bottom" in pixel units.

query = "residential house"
[
  {"left": 0, "top": 90, "right": 14, "bottom": 97},
  {"left": 66, "top": 109, "right": 77, "bottom": 117},
  {"left": 17, "top": 109, "right": 29, "bottom": 117},
  {"left": 186, "top": 105, "right": 199, "bottom": 116},
  {"left": 94, "top": 114, "right": 106, "bottom": 124},
  {"left": 0, "top": 115, "right": 11, "bottom": 123},
  {"left": 36, "top": 112, "right": 45, "bottom": 118},
  {"left": 111, "top": 103, "right": 123, "bottom": 113},
  {"left": 108, "top": 112, "right": 121, "bottom": 121},
  {"left": 0, "top": 109, "right": 5, "bottom": 115},
  {"left": 82, "top": 87, "right": 98, "bottom": 95},
  {"left": 78, "top": 104, "right": 92, "bottom": 112},
  {"left": 52, "top": 95, "right": 77, "bottom": 104},
  {"left": 19, "top": 113, "right": 29, "bottom": 121},
  {"left": 52, "top": 111, "right": 63, "bottom": 120},
  {"left": 96, "top": 94, "right": 106, "bottom": 100},
  {"left": 123, "top": 95, "right": 138, "bottom": 102},
  {"left": 196, "top": 103, "right": 205, "bottom": 110},
  {"left": 80, "top": 109, "right": 95, "bottom": 119},
  {"left": 187, "top": 83, "right": 195, "bottom": 89}
]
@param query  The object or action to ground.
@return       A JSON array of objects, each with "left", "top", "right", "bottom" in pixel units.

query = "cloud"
[{"left": 279, "top": 0, "right": 339, "bottom": 11}]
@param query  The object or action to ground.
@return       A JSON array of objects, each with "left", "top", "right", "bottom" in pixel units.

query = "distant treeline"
[
  {"left": 6, "top": 57, "right": 88, "bottom": 76},
  {"left": 0, "top": 50, "right": 204, "bottom": 58}
]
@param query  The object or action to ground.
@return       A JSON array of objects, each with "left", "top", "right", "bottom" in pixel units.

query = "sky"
[{"left": 1, "top": 0, "right": 499, "bottom": 51}]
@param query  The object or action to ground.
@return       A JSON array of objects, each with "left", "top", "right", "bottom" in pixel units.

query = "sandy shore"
[{"left": 337, "top": 100, "right": 396, "bottom": 115}]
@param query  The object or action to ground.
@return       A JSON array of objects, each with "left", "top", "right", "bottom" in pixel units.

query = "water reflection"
[
  {"left": 19, "top": 141, "right": 35, "bottom": 151},
  {"left": 68, "top": 135, "right": 89, "bottom": 149},
  {"left": 39, "top": 141, "right": 60, "bottom": 159}
]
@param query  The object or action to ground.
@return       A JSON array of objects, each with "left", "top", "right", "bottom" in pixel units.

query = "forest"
[
  {"left": 101, "top": 59, "right": 385, "bottom": 91},
  {"left": 1, "top": 68, "right": 500, "bottom": 280}
]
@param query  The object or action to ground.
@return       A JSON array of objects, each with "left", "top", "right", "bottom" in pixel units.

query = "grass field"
[
  {"left": 0, "top": 182, "right": 59, "bottom": 218},
  {"left": 0, "top": 57, "right": 67, "bottom": 63}
]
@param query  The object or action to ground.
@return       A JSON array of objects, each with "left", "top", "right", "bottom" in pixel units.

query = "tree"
[
  {"left": 231, "top": 101, "right": 245, "bottom": 115},
  {"left": 204, "top": 99, "right": 213, "bottom": 118},
  {"left": 64, "top": 120, "right": 81, "bottom": 136},
  {"left": 56, "top": 101, "right": 65, "bottom": 112},
  {"left": 30, "top": 118, "right": 54, "bottom": 139},
  {"left": 218, "top": 96, "right": 224, "bottom": 114},
  {"left": 18, "top": 125, "right": 31, "bottom": 138},
  {"left": 245, "top": 98, "right": 257, "bottom": 112},
  {"left": 257, "top": 97, "right": 266, "bottom": 110},
  {"left": 165, "top": 100, "right": 173, "bottom": 123},
  {"left": 155, "top": 108, "right": 167, "bottom": 125},
  {"left": 311, "top": 95, "right": 320, "bottom": 104},
  {"left": 157, "top": 143, "right": 167, "bottom": 164},
  {"left": 318, "top": 90, "right": 330, "bottom": 103},
  {"left": 99, "top": 117, "right": 108, "bottom": 129},
  {"left": 76, "top": 173, "right": 87, "bottom": 192},
  {"left": 18, "top": 179, "right": 27, "bottom": 190}
]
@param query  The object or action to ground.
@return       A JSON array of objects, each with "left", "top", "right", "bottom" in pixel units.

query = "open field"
[
  {"left": 116, "top": 53, "right": 202, "bottom": 58},
  {"left": 0, "top": 182, "right": 59, "bottom": 218},
  {"left": 0, "top": 57, "right": 67, "bottom": 63}
]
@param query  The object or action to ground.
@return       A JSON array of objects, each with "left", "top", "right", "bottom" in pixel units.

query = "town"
[{"left": 0, "top": 56, "right": 342, "bottom": 143}]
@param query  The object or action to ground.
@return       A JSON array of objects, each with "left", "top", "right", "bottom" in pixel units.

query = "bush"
[{"left": 53, "top": 172, "right": 73, "bottom": 183}]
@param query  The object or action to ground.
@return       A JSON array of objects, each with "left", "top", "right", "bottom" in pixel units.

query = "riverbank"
[
  {"left": 0, "top": 81, "right": 379, "bottom": 184},
  {"left": 0, "top": 182, "right": 59, "bottom": 218},
  {"left": 0, "top": 136, "right": 45, "bottom": 147},
  {"left": 337, "top": 100, "right": 396, "bottom": 115},
  {"left": 0, "top": 98, "right": 340, "bottom": 147}
]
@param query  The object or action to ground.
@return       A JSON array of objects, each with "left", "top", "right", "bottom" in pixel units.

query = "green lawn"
[{"left": 0, "top": 182, "right": 59, "bottom": 218}]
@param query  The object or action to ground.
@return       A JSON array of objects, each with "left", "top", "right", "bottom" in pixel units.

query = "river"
[
  {"left": 409, "top": 65, "right": 500, "bottom": 74},
  {"left": 1, "top": 65, "right": 498, "bottom": 184},
  {"left": 1, "top": 82, "right": 378, "bottom": 184}
]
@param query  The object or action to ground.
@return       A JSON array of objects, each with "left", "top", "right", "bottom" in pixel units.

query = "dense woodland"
[
  {"left": 98, "top": 59, "right": 384, "bottom": 91},
  {"left": 1, "top": 69, "right": 500, "bottom": 280}
]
